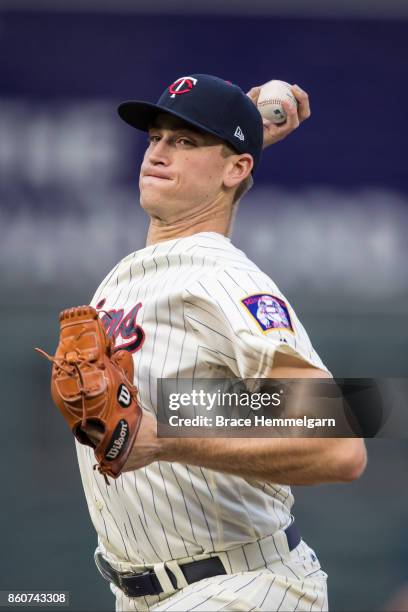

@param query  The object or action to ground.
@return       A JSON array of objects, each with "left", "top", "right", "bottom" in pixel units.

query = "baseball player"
[{"left": 64, "top": 75, "right": 367, "bottom": 611}]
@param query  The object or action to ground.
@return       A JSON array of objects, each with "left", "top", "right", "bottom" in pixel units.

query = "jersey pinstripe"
[{"left": 76, "top": 232, "right": 328, "bottom": 569}]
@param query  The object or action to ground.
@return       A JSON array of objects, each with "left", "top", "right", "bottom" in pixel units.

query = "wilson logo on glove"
[
  {"left": 35, "top": 305, "right": 143, "bottom": 484},
  {"left": 105, "top": 419, "right": 130, "bottom": 460},
  {"left": 117, "top": 384, "right": 131, "bottom": 407}
]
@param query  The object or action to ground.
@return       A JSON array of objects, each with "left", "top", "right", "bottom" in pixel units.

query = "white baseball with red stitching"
[{"left": 257, "top": 79, "right": 298, "bottom": 124}]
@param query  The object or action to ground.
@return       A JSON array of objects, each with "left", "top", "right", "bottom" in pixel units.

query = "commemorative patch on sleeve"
[{"left": 241, "top": 294, "right": 294, "bottom": 334}]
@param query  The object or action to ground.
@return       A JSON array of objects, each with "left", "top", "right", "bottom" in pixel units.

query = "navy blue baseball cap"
[{"left": 118, "top": 74, "right": 264, "bottom": 172}]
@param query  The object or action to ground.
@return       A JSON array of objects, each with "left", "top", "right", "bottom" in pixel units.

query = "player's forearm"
[{"left": 159, "top": 436, "right": 367, "bottom": 485}]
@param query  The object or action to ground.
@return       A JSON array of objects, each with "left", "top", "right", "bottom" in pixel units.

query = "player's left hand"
[
  {"left": 247, "top": 83, "right": 311, "bottom": 148},
  {"left": 83, "top": 410, "right": 160, "bottom": 472}
]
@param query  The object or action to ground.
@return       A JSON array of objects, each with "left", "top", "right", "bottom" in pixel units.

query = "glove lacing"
[{"left": 35, "top": 346, "right": 91, "bottom": 430}]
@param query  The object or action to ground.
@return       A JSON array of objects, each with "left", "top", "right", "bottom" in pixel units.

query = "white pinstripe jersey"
[{"left": 76, "top": 231, "right": 328, "bottom": 567}]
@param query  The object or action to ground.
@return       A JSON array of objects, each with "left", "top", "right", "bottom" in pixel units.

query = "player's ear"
[{"left": 223, "top": 154, "right": 253, "bottom": 189}]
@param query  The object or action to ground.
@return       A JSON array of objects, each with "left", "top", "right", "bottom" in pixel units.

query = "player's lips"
[{"left": 142, "top": 171, "right": 173, "bottom": 181}]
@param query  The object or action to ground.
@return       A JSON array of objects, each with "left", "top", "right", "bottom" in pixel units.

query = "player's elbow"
[{"left": 334, "top": 439, "right": 367, "bottom": 482}]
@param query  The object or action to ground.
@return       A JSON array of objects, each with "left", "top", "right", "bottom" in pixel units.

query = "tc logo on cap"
[{"left": 169, "top": 76, "right": 198, "bottom": 98}]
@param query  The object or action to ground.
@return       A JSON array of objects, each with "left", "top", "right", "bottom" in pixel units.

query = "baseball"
[{"left": 257, "top": 80, "right": 298, "bottom": 124}]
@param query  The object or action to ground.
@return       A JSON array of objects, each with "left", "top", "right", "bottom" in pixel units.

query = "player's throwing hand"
[{"left": 247, "top": 83, "right": 311, "bottom": 147}]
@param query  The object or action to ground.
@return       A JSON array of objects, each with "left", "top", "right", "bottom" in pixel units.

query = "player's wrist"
[{"left": 157, "top": 436, "right": 183, "bottom": 463}]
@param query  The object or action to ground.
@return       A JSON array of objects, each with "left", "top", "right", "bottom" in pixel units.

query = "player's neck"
[{"left": 145, "top": 199, "right": 238, "bottom": 246}]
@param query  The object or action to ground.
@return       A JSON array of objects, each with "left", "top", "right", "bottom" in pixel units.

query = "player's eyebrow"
[{"left": 148, "top": 122, "right": 225, "bottom": 149}]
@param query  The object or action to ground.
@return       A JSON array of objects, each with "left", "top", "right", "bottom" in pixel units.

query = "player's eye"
[
  {"left": 177, "top": 137, "right": 195, "bottom": 147},
  {"left": 148, "top": 134, "right": 161, "bottom": 144}
]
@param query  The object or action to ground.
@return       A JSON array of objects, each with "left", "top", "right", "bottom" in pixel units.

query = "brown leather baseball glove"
[{"left": 36, "top": 305, "right": 142, "bottom": 482}]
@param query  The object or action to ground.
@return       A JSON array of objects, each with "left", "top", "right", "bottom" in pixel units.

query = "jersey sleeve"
[{"left": 183, "top": 266, "right": 329, "bottom": 379}]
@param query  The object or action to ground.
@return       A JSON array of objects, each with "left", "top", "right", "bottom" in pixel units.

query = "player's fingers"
[
  {"left": 291, "top": 84, "right": 311, "bottom": 122},
  {"left": 282, "top": 99, "right": 300, "bottom": 130},
  {"left": 247, "top": 86, "right": 261, "bottom": 104}
]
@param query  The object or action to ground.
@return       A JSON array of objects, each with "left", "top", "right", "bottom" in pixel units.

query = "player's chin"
[
  {"left": 140, "top": 180, "right": 176, "bottom": 207},
  {"left": 140, "top": 179, "right": 177, "bottom": 206},
  {"left": 140, "top": 192, "right": 171, "bottom": 214}
]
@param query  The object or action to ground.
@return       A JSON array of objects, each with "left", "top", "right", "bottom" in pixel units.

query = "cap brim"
[
  {"left": 117, "top": 100, "right": 236, "bottom": 147},
  {"left": 118, "top": 101, "right": 168, "bottom": 131}
]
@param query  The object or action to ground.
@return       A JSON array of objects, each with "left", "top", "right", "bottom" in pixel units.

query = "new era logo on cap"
[{"left": 234, "top": 126, "right": 245, "bottom": 141}]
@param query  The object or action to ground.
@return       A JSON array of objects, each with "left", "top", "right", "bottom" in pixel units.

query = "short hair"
[{"left": 221, "top": 144, "right": 254, "bottom": 204}]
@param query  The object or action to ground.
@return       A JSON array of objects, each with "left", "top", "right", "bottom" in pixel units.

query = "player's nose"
[{"left": 147, "top": 138, "right": 172, "bottom": 166}]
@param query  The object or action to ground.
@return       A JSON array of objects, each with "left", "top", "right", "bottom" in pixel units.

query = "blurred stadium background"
[{"left": 1, "top": 1, "right": 407, "bottom": 610}]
